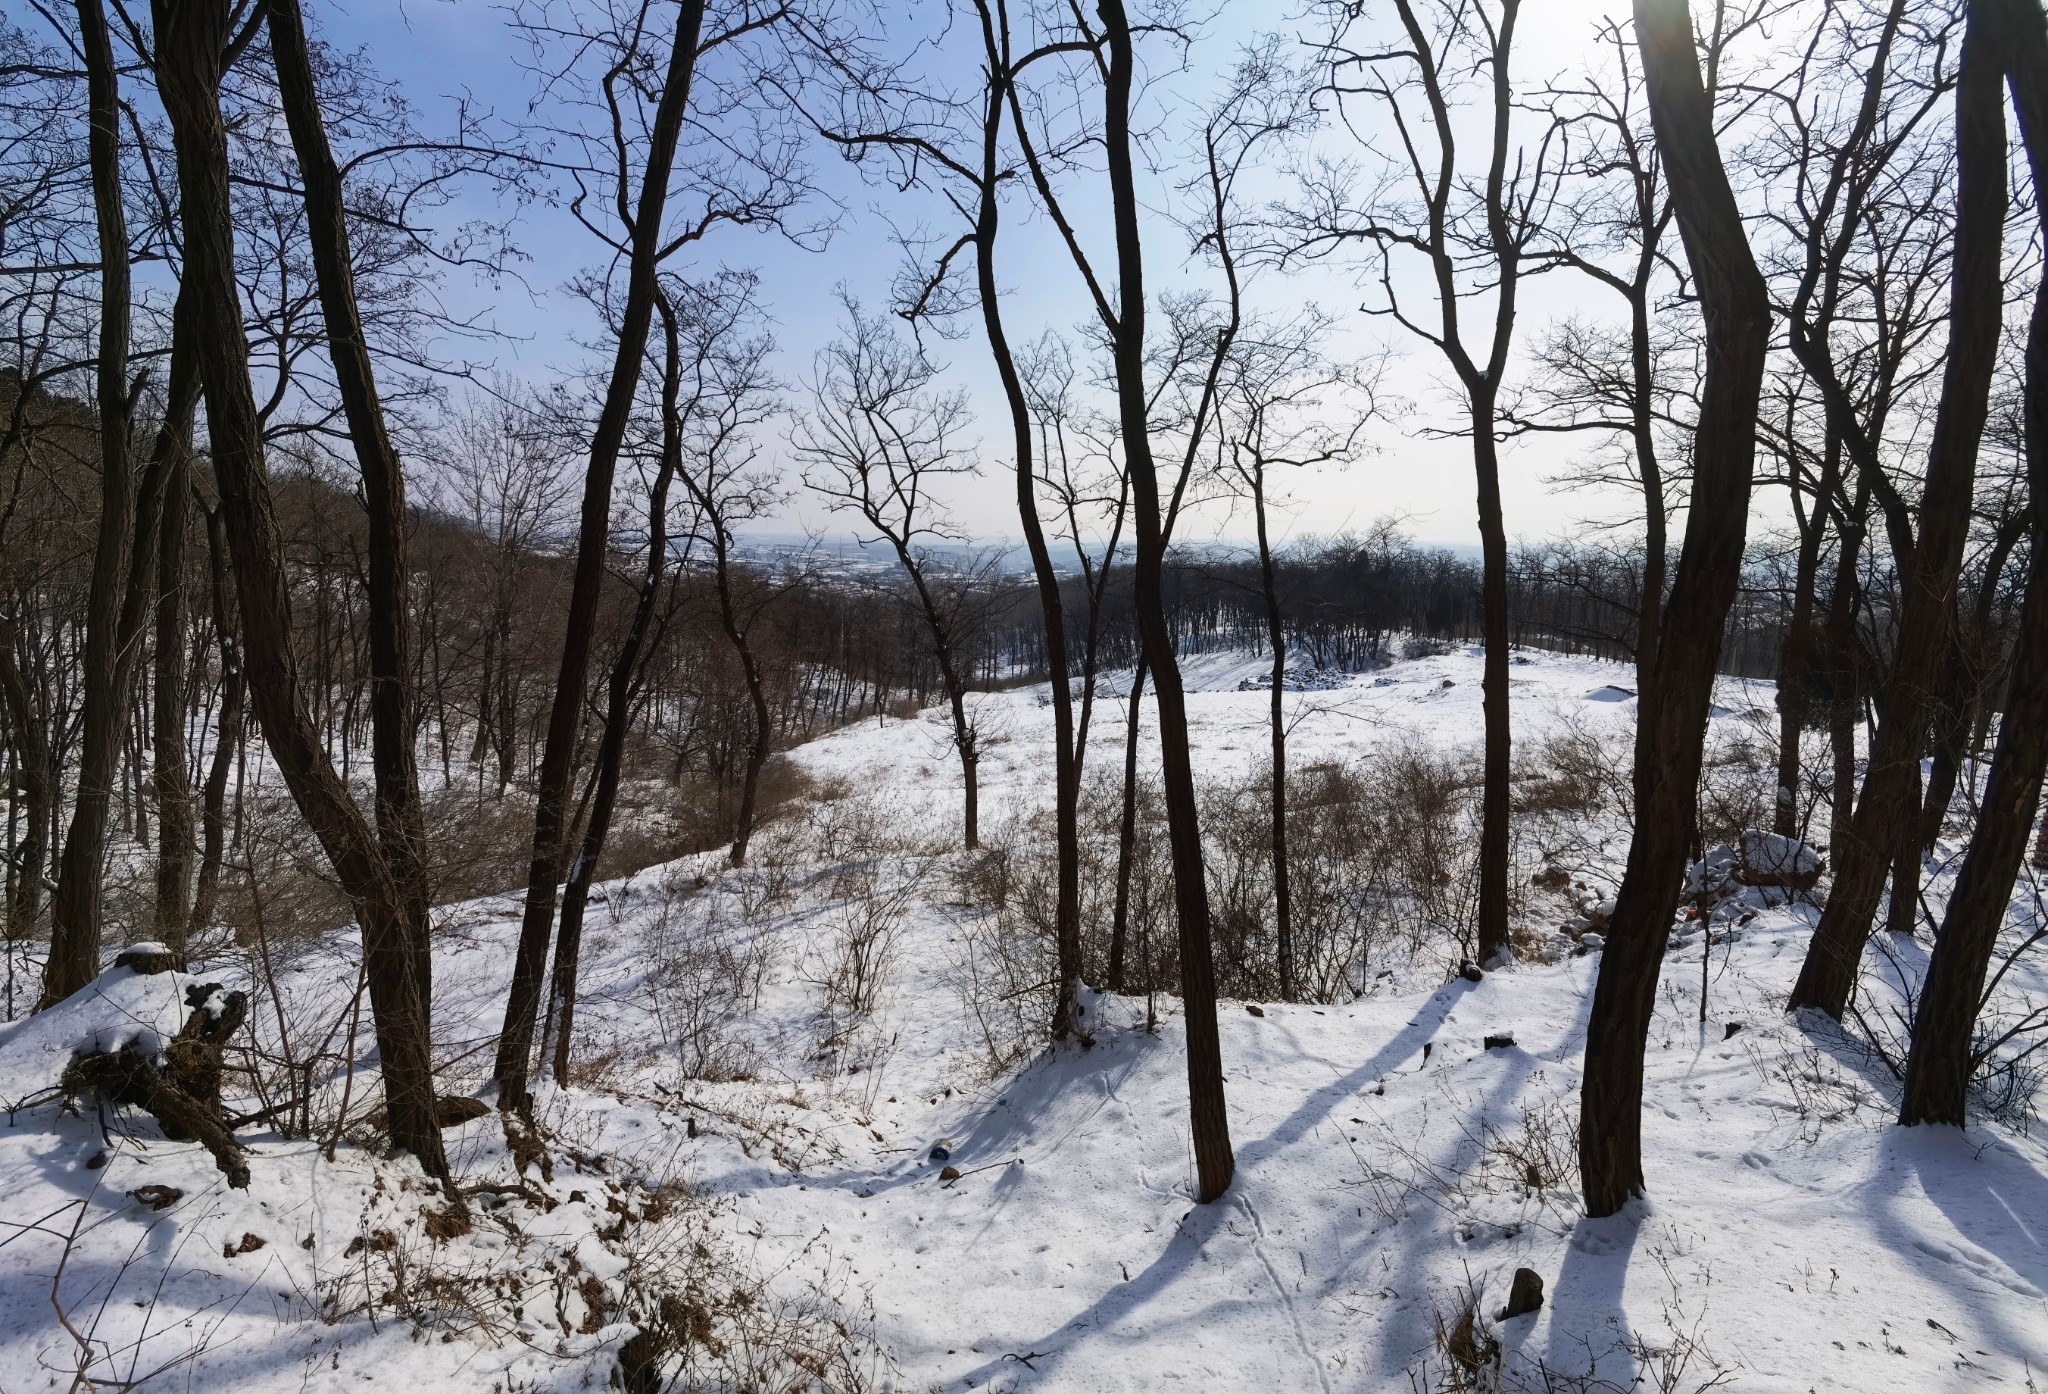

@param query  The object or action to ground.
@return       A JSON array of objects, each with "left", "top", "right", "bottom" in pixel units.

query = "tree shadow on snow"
[{"left": 946, "top": 977, "right": 1481, "bottom": 1390}]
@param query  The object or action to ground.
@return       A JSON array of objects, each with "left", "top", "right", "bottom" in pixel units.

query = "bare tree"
[
  {"left": 1900, "top": 0, "right": 2047, "bottom": 1128},
  {"left": 432, "top": 388, "right": 574, "bottom": 795},
  {"left": 1508, "top": 18, "right": 1679, "bottom": 676},
  {"left": 495, "top": 0, "right": 710, "bottom": 1111},
  {"left": 187, "top": 495, "right": 242, "bottom": 939},
  {"left": 1284, "top": 0, "right": 1562, "bottom": 966},
  {"left": 1101, "top": 0, "right": 1233, "bottom": 1200},
  {"left": 537, "top": 284, "right": 705, "bottom": 1084},
  {"left": 154, "top": 0, "right": 451, "bottom": 1180},
  {"left": 804, "top": 0, "right": 1098, "bottom": 1037},
  {"left": 1578, "top": 0, "right": 1770, "bottom": 1218},
  {"left": 1792, "top": 0, "right": 2007, "bottom": 1018},
  {"left": 799, "top": 298, "right": 991, "bottom": 848},
  {"left": 45, "top": 0, "right": 146, "bottom": 1003},
  {"left": 494, "top": 0, "right": 826, "bottom": 1110},
  {"left": 1217, "top": 310, "right": 1369, "bottom": 999},
  {"left": 660, "top": 273, "right": 785, "bottom": 868}
]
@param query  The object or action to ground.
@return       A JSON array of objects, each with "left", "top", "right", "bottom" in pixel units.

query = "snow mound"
[{"left": 0, "top": 956, "right": 220, "bottom": 1107}]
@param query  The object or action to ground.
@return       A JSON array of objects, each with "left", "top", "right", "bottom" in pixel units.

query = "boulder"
[{"left": 1737, "top": 831, "right": 1824, "bottom": 890}]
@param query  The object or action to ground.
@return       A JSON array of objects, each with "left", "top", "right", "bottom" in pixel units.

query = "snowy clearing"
[{"left": 3, "top": 647, "right": 2044, "bottom": 1393}]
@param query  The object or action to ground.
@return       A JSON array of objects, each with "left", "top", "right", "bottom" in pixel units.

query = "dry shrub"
[
  {"left": 1516, "top": 712, "right": 1633, "bottom": 820},
  {"left": 610, "top": 1200, "right": 893, "bottom": 1394},
  {"left": 1205, "top": 750, "right": 1480, "bottom": 1000},
  {"left": 1695, "top": 720, "right": 1776, "bottom": 847},
  {"left": 965, "top": 745, "right": 1484, "bottom": 1018},
  {"left": 637, "top": 865, "right": 771, "bottom": 1083},
  {"left": 812, "top": 864, "right": 915, "bottom": 1027},
  {"left": 947, "top": 847, "right": 1058, "bottom": 1078},
  {"left": 791, "top": 788, "right": 937, "bottom": 864},
  {"left": 664, "top": 756, "right": 827, "bottom": 862}
]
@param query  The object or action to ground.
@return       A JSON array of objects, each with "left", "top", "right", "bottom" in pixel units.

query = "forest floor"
[{"left": 2, "top": 647, "right": 2045, "bottom": 1392}]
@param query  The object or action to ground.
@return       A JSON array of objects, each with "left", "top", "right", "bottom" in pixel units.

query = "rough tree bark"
[
  {"left": 1578, "top": 0, "right": 1770, "bottom": 1218},
  {"left": 1899, "top": 0, "right": 2047, "bottom": 1129},
  {"left": 541, "top": 291, "right": 688, "bottom": 1084},
  {"left": 1791, "top": 2, "right": 2007, "bottom": 1018},
  {"left": 45, "top": 0, "right": 138, "bottom": 1004},
  {"left": 154, "top": 0, "right": 449, "bottom": 1178},
  {"left": 496, "top": 0, "right": 706, "bottom": 1111},
  {"left": 1101, "top": 0, "right": 1233, "bottom": 1202}
]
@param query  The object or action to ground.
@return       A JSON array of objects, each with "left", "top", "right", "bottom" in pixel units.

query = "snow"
[
  {"left": 0, "top": 957, "right": 201, "bottom": 1102},
  {"left": 1, "top": 646, "right": 2043, "bottom": 1391}
]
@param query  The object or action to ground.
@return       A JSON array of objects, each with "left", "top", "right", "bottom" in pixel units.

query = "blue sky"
[{"left": 315, "top": 0, "right": 1670, "bottom": 551}]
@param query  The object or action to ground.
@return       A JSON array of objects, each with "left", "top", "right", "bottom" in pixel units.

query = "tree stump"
[{"left": 62, "top": 982, "right": 252, "bottom": 1188}]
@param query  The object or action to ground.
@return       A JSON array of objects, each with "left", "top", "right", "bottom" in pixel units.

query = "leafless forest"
[{"left": 2, "top": 0, "right": 2047, "bottom": 1387}]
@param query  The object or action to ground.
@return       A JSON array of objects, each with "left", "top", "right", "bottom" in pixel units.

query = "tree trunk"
[
  {"left": 153, "top": 401, "right": 196, "bottom": 945},
  {"left": 1579, "top": 0, "right": 1771, "bottom": 1218},
  {"left": 270, "top": 0, "right": 436, "bottom": 977},
  {"left": 1900, "top": 0, "right": 2048, "bottom": 1129},
  {"left": 1108, "top": 652, "right": 1147, "bottom": 995},
  {"left": 947, "top": 677, "right": 979, "bottom": 850},
  {"left": 1102, "top": 0, "right": 1233, "bottom": 1203},
  {"left": 973, "top": 36, "right": 1084, "bottom": 1039},
  {"left": 1473, "top": 400, "right": 1512, "bottom": 965},
  {"left": 1252, "top": 469, "right": 1294, "bottom": 1000},
  {"left": 710, "top": 535, "right": 773, "bottom": 867},
  {"left": 542, "top": 292, "right": 686, "bottom": 1085},
  {"left": 1922, "top": 507, "right": 2024, "bottom": 848},
  {"left": 155, "top": 0, "right": 448, "bottom": 1179},
  {"left": 1884, "top": 760, "right": 1924, "bottom": 937},
  {"left": 496, "top": 0, "right": 707, "bottom": 1111},
  {"left": 1826, "top": 476, "right": 1871, "bottom": 853},
  {"left": 1792, "top": 9, "right": 2007, "bottom": 1018},
  {"left": 0, "top": 613, "right": 52, "bottom": 942},
  {"left": 1775, "top": 434, "right": 1839, "bottom": 836},
  {"left": 45, "top": 0, "right": 136, "bottom": 1004},
  {"left": 189, "top": 503, "right": 242, "bottom": 939}
]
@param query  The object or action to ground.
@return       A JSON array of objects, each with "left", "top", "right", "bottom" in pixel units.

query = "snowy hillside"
[{"left": 3, "top": 648, "right": 2044, "bottom": 1393}]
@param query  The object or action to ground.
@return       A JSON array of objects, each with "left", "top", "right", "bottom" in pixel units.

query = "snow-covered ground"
[{"left": 3, "top": 647, "right": 2044, "bottom": 1392}]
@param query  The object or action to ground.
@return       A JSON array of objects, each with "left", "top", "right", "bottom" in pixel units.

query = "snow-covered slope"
[{"left": 2, "top": 648, "right": 2042, "bottom": 1392}]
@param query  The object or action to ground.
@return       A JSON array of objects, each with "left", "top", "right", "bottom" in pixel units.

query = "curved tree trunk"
[
  {"left": 270, "top": 0, "right": 445, "bottom": 1169},
  {"left": 156, "top": 0, "right": 448, "bottom": 1179},
  {"left": 542, "top": 292, "right": 686, "bottom": 1084},
  {"left": 1900, "top": 0, "right": 2048, "bottom": 1129},
  {"left": 496, "top": 0, "right": 707, "bottom": 1111},
  {"left": 1579, "top": 0, "right": 1771, "bottom": 1218},
  {"left": 972, "top": 29, "right": 1083, "bottom": 1039},
  {"left": 1792, "top": 6, "right": 2008, "bottom": 1018}
]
